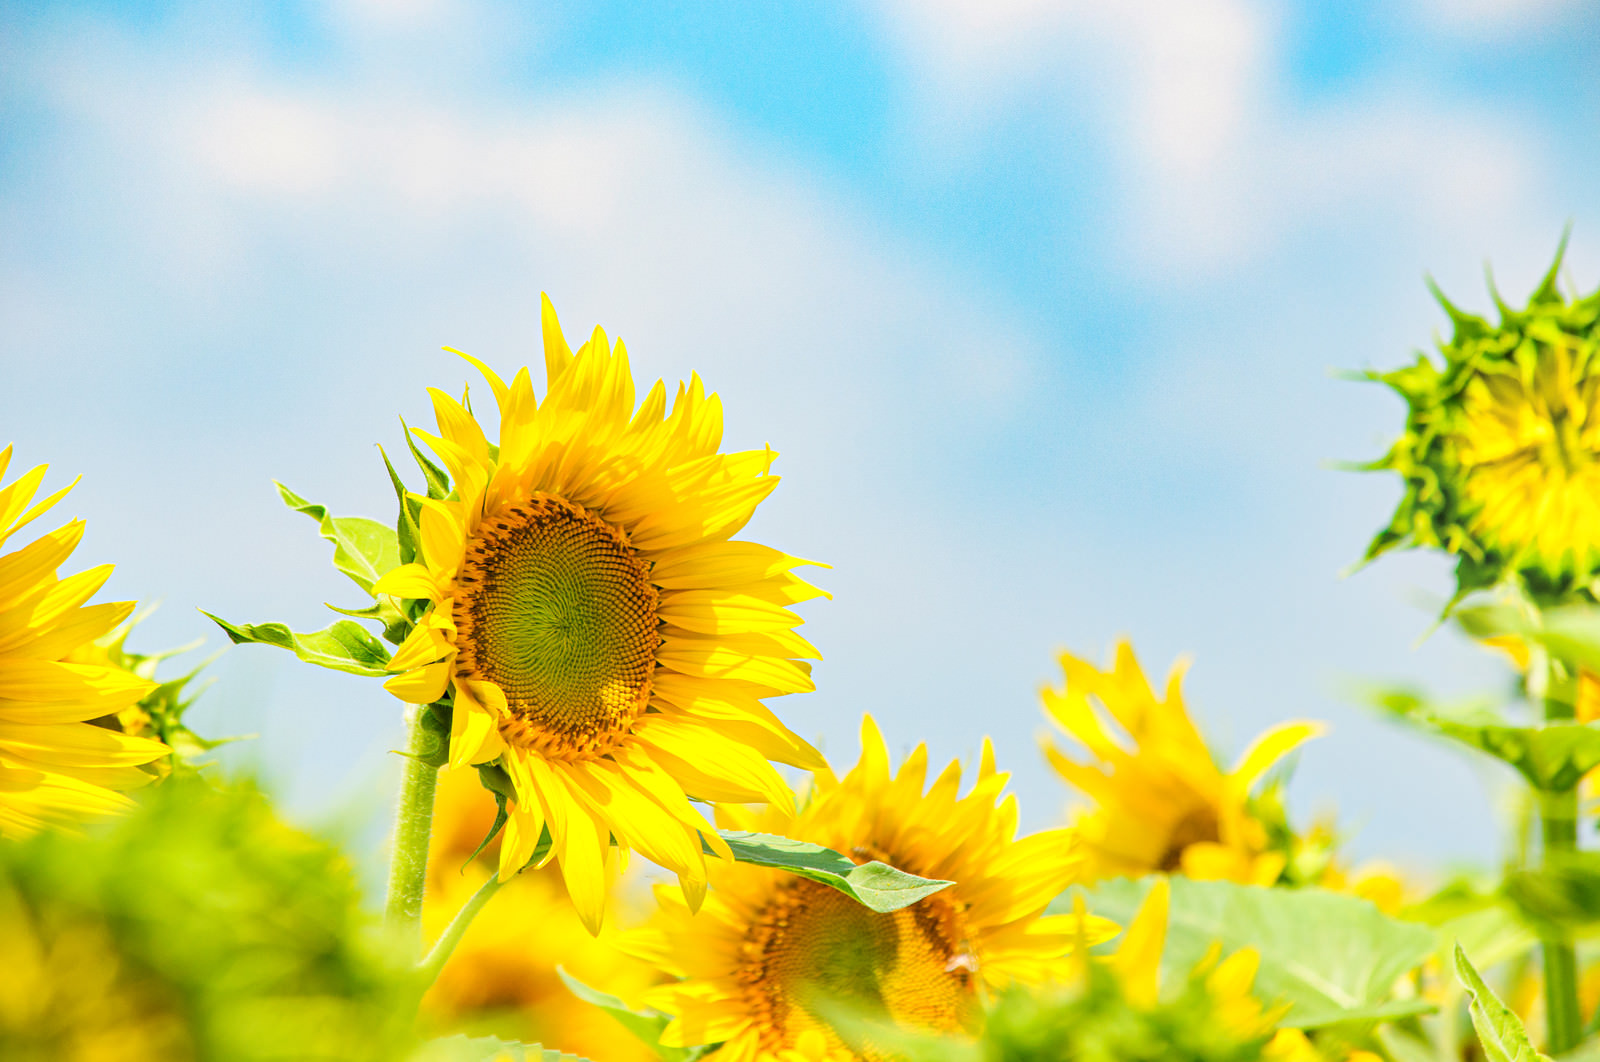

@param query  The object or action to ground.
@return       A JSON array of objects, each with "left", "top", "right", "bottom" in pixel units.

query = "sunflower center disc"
[
  {"left": 453, "top": 493, "right": 659, "bottom": 758},
  {"left": 738, "top": 878, "right": 976, "bottom": 1055}
]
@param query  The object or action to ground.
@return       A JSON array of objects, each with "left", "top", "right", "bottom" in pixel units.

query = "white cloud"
[
  {"left": 1412, "top": 0, "right": 1585, "bottom": 35},
  {"left": 877, "top": 0, "right": 1550, "bottom": 274},
  {"left": 195, "top": 90, "right": 347, "bottom": 195}
]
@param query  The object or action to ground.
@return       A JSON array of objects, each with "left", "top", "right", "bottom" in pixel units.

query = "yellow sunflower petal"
[
  {"left": 372, "top": 563, "right": 444, "bottom": 602},
  {"left": 1229, "top": 720, "right": 1325, "bottom": 790},
  {"left": 1111, "top": 877, "right": 1170, "bottom": 1009},
  {"left": 384, "top": 662, "right": 451, "bottom": 705}
]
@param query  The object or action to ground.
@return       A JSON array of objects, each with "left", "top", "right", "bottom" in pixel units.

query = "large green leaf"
[
  {"left": 409, "top": 1035, "right": 590, "bottom": 1062},
  {"left": 276, "top": 481, "right": 400, "bottom": 595},
  {"left": 557, "top": 970, "right": 713, "bottom": 1062},
  {"left": 1370, "top": 686, "right": 1600, "bottom": 792},
  {"left": 202, "top": 613, "right": 391, "bottom": 677},
  {"left": 714, "top": 831, "right": 953, "bottom": 914},
  {"left": 1453, "top": 945, "right": 1551, "bottom": 1062},
  {"left": 1074, "top": 877, "right": 1435, "bottom": 1029}
]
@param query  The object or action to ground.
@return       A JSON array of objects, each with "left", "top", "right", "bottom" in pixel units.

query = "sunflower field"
[{"left": 5, "top": 241, "right": 1600, "bottom": 1062}]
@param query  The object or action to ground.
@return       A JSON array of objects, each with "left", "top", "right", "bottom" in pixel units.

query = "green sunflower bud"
[{"left": 1359, "top": 233, "right": 1600, "bottom": 606}]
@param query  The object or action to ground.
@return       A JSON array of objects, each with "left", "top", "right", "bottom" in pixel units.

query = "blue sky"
[{"left": 2, "top": 0, "right": 1598, "bottom": 872}]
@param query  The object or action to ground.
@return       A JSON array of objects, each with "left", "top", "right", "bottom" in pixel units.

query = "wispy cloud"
[{"left": 877, "top": 0, "right": 1554, "bottom": 274}]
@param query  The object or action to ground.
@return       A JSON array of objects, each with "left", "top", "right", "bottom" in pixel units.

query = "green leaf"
[
  {"left": 713, "top": 831, "right": 953, "bottom": 914},
  {"left": 1072, "top": 877, "right": 1435, "bottom": 1029},
  {"left": 275, "top": 481, "right": 401, "bottom": 595},
  {"left": 327, "top": 597, "right": 412, "bottom": 646},
  {"left": 558, "top": 970, "right": 713, "bottom": 1062},
  {"left": 408, "top": 1035, "right": 591, "bottom": 1062},
  {"left": 1368, "top": 685, "right": 1600, "bottom": 792},
  {"left": 201, "top": 612, "right": 391, "bottom": 677},
  {"left": 1454, "top": 944, "right": 1552, "bottom": 1062}
]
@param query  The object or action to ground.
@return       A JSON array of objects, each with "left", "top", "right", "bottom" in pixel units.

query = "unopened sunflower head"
[
  {"left": 1040, "top": 640, "right": 1322, "bottom": 886},
  {"left": 1360, "top": 237, "right": 1600, "bottom": 605},
  {"left": 372, "top": 296, "right": 828, "bottom": 932},
  {"left": 0, "top": 447, "right": 169, "bottom": 838},
  {"left": 634, "top": 715, "right": 1106, "bottom": 1062}
]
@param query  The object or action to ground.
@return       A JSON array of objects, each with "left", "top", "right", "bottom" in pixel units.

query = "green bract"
[{"left": 1359, "top": 236, "right": 1600, "bottom": 605}]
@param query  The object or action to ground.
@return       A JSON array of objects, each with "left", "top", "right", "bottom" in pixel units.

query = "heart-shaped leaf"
[{"left": 1073, "top": 877, "right": 1434, "bottom": 1029}]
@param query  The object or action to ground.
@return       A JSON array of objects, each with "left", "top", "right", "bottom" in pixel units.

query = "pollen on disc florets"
[
  {"left": 452, "top": 492, "right": 660, "bottom": 760},
  {"left": 1362, "top": 240, "right": 1600, "bottom": 603},
  {"left": 736, "top": 866, "right": 978, "bottom": 1056}
]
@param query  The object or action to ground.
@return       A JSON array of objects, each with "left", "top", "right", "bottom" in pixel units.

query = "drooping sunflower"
[
  {"left": 0, "top": 447, "right": 169, "bottom": 837},
  {"left": 1041, "top": 640, "right": 1321, "bottom": 885},
  {"left": 633, "top": 715, "right": 1100, "bottom": 1061},
  {"left": 419, "top": 767, "right": 660, "bottom": 1060},
  {"left": 1360, "top": 239, "right": 1600, "bottom": 603},
  {"left": 374, "top": 296, "right": 827, "bottom": 931}
]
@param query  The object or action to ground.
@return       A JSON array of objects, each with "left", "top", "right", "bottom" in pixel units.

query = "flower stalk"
[
  {"left": 416, "top": 874, "right": 502, "bottom": 987},
  {"left": 385, "top": 704, "right": 442, "bottom": 955},
  {"left": 1533, "top": 650, "right": 1582, "bottom": 1055}
]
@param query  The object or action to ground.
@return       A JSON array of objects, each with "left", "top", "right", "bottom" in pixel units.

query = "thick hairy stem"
[{"left": 385, "top": 706, "right": 441, "bottom": 956}]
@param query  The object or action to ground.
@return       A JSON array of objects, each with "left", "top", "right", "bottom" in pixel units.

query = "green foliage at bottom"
[
  {"left": 977, "top": 971, "right": 1275, "bottom": 1062},
  {"left": 868, "top": 965, "right": 1276, "bottom": 1062},
  {"left": 0, "top": 779, "right": 416, "bottom": 1062}
]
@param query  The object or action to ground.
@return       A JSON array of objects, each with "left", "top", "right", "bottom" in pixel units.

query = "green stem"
[
  {"left": 1542, "top": 792, "right": 1581, "bottom": 1054},
  {"left": 384, "top": 706, "right": 441, "bottom": 956},
  {"left": 1538, "top": 652, "right": 1583, "bottom": 1055},
  {"left": 416, "top": 874, "right": 502, "bottom": 988}
]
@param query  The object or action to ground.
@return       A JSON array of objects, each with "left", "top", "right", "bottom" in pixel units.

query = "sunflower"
[
  {"left": 420, "top": 767, "right": 660, "bottom": 1060},
  {"left": 373, "top": 296, "right": 827, "bottom": 931},
  {"left": 633, "top": 715, "right": 1098, "bottom": 1061},
  {"left": 0, "top": 446, "right": 169, "bottom": 837},
  {"left": 1361, "top": 241, "right": 1600, "bottom": 603},
  {"left": 1041, "top": 640, "right": 1321, "bottom": 885}
]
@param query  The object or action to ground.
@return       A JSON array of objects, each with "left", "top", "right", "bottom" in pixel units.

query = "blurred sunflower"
[
  {"left": 1041, "top": 640, "right": 1321, "bottom": 885},
  {"left": 0, "top": 778, "right": 415, "bottom": 1062},
  {"left": 0, "top": 447, "right": 169, "bottom": 836},
  {"left": 419, "top": 768, "right": 660, "bottom": 1060},
  {"left": 374, "top": 296, "right": 827, "bottom": 931},
  {"left": 1361, "top": 241, "right": 1600, "bottom": 602},
  {"left": 633, "top": 716, "right": 1099, "bottom": 1061}
]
